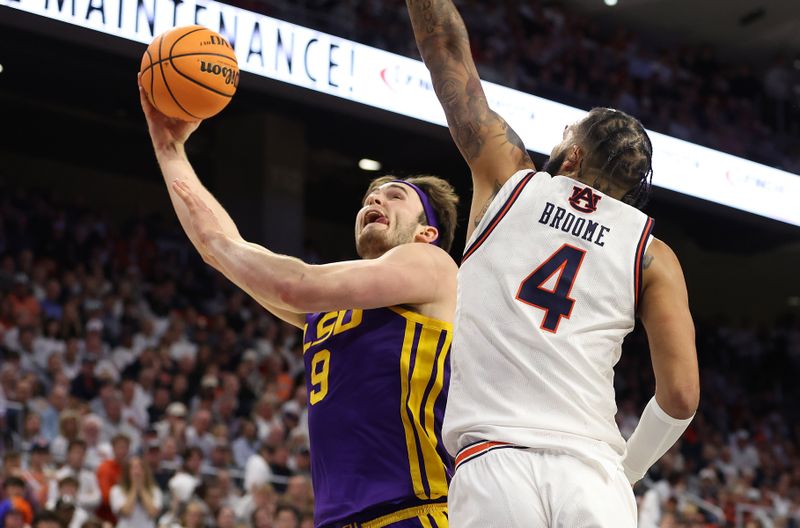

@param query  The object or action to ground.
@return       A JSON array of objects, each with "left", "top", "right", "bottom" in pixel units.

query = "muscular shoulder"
[
  {"left": 381, "top": 242, "right": 458, "bottom": 279},
  {"left": 641, "top": 237, "right": 687, "bottom": 297},
  {"left": 644, "top": 238, "right": 680, "bottom": 270},
  {"left": 381, "top": 243, "right": 457, "bottom": 320}
]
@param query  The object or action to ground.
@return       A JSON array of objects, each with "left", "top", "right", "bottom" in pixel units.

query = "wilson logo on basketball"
[
  {"left": 199, "top": 61, "right": 239, "bottom": 87},
  {"left": 206, "top": 35, "right": 233, "bottom": 49}
]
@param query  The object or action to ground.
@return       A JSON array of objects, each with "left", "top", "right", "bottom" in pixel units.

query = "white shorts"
[{"left": 449, "top": 444, "right": 637, "bottom": 528}]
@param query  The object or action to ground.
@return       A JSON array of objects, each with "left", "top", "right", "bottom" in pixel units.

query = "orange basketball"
[{"left": 140, "top": 25, "right": 239, "bottom": 121}]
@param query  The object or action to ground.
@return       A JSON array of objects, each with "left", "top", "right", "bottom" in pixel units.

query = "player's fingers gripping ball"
[{"left": 140, "top": 25, "right": 239, "bottom": 121}]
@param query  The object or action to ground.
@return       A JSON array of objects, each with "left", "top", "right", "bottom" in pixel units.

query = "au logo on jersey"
[{"left": 568, "top": 186, "right": 602, "bottom": 213}]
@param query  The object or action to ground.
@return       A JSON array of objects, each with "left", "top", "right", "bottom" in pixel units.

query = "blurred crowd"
[
  {"left": 616, "top": 316, "right": 800, "bottom": 527},
  {"left": 236, "top": 0, "right": 800, "bottom": 174},
  {"left": 0, "top": 187, "right": 314, "bottom": 528}
]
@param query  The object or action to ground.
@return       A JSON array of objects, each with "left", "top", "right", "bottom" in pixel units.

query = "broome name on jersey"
[{"left": 538, "top": 201, "right": 612, "bottom": 247}]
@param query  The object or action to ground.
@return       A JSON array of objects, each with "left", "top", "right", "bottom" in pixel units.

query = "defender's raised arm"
[{"left": 406, "top": 0, "right": 534, "bottom": 236}]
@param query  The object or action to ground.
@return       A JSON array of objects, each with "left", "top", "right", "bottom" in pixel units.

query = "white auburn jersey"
[{"left": 443, "top": 170, "right": 654, "bottom": 474}]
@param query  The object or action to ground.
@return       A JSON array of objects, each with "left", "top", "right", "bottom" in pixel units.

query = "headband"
[{"left": 391, "top": 180, "right": 440, "bottom": 246}]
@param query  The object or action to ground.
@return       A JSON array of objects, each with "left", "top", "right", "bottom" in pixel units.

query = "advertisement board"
[{"left": 2, "top": 0, "right": 798, "bottom": 226}]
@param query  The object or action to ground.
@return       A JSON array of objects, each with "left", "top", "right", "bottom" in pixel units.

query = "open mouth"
[{"left": 364, "top": 210, "right": 389, "bottom": 227}]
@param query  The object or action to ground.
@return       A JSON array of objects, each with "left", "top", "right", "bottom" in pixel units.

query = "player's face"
[
  {"left": 355, "top": 182, "right": 426, "bottom": 259},
  {"left": 542, "top": 123, "right": 578, "bottom": 175}
]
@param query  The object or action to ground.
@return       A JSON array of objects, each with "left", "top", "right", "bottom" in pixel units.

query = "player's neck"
[{"left": 571, "top": 171, "right": 626, "bottom": 201}]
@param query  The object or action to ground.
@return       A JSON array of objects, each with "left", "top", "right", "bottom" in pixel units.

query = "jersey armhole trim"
[
  {"left": 634, "top": 217, "right": 655, "bottom": 312},
  {"left": 388, "top": 307, "right": 453, "bottom": 332},
  {"left": 462, "top": 171, "right": 537, "bottom": 264}
]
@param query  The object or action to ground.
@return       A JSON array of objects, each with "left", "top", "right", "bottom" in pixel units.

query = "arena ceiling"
[{"left": 559, "top": 0, "right": 800, "bottom": 61}]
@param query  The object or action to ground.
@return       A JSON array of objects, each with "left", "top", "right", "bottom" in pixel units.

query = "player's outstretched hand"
[{"left": 138, "top": 73, "right": 201, "bottom": 153}]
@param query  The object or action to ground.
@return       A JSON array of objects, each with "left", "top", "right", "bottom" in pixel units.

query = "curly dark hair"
[{"left": 574, "top": 107, "right": 653, "bottom": 209}]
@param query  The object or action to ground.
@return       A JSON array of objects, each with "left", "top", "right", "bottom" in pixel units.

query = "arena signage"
[{"left": 2, "top": 0, "right": 799, "bottom": 227}]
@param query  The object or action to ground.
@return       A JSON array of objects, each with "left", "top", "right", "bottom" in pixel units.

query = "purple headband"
[{"left": 391, "top": 180, "right": 440, "bottom": 246}]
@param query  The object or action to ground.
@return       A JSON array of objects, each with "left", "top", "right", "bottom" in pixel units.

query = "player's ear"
[
  {"left": 561, "top": 144, "right": 582, "bottom": 173},
  {"left": 416, "top": 225, "right": 439, "bottom": 245}
]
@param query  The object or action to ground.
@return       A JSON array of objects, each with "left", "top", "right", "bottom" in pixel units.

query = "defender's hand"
[{"left": 138, "top": 73, "right": 201, "bottom": 154}]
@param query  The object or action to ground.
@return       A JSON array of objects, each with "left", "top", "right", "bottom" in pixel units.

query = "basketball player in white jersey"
[{"left": 405, "top": 1, "right": 700, "bottom": 526}]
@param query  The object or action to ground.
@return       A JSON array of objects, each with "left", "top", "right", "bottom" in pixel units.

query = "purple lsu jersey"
[{"left": 303, "top": 307, "right": 453, "bottom": 527}]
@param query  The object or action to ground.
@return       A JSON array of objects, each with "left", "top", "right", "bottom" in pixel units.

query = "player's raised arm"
[
  {"left": 171, "top": 180, "right": 457, "bottom": 315},
  {"left": 139, "top": 78, "right": 305, "bottom": 328},
  {"left": 138, "top": 76, "right": 241, "bottom": 251},
  {"left": 622, "top": 238, "right": 700, "bottom": 484},
  {"left": 406, "top": 0, "right": 534, "bottom": 234}
]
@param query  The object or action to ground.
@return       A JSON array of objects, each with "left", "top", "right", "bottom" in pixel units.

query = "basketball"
[{"left": 140, "top": 25, "right": 239, "bottom": 121}]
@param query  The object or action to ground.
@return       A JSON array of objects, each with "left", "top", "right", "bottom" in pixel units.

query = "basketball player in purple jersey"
[
  {"left": 139, "top": 78, "right": 458, "bottom": 528},
  {"left": 405, "top": 1, "right": 700, "bottom": 526}
]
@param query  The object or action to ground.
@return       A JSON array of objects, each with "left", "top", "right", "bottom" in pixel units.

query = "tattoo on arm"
[
  {"left": 499, "top": 120, "right": 534, "bottom": 170},
  {"left": 643, "top": 254, "right": 654, "bottom": 269},
  {"left": 406, "top": 0, "right": 533, "bottom": 169},
  {"left": 406, "top": 0, "right": 468, "bottom": 40},
  {"left": 430, "top": 57, "right": 533, "bottom": 168}
]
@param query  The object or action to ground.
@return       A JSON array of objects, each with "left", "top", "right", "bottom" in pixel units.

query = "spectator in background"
[
  {"left": 39, "top": 280, "right": 63, "bottom": 321},
  {"left": 244, "top": 443, "right": 274, "bottom": 497},
  {"left": 52, "top": 482, "right": 89, "bottom": 528},
  {"left": 274, "top": 504, "right": 300, "bottom": 528},
  {"left": 214, "top": 470, "right": 242, "bottom": 510},
  {"left": 60, "top": 338, "right": 82, "bottom": 381},
  {"left": 197, "top": 477, "right": 227, "bottom": 520},
  {"left": 252, "top": 506, "right": 276, "bottom": 528},
  {"left": 153, "top": 401, "right": 188, "bottom": 441},
  {"left": 282, "top": 476, "right": 313, "bottom": 516},
  {"left": 289, "top": 446, "right": 311, "bottom": 479},
  {"left": 174, "top": 499, "right": 209, "bottom": 528},
  {"left": 216, "top": 505, "right": 240, "bottom": 528},
  {"left": 730, "top": 429, "right": 760, "bottom": 474},
  {"left": 16, "top": 412, "right": 47, "bottom": 455},
  {"left": 299, "top": 513, "right": 314, "bottom": 528},
  {"left": 154, "top": 436, "right": 181, "bottom": 490},
  {"left": 109, "top": 457, "right": 163, "bottom": 528},
  {"left": 21, "top": 442, "right": 52, "bottom": 510},
  {"left": 95, "top": 434, "right": 130, "bottom": 524},
  {"left": 70, "top": 356, "right": 100, "bottom": 402},
  {"left": 76, "top": 414, "right": 109, "bottom": 471},
  {"left": 54, "top": 495, "right": 86, "bottom": 528},
  {"left": 185, "top": 408, "right": 215, "bottom": 456},
  {"left": 235, "top": 483, "right": 277, "bottom": 524},
  {"left": 268, "top": 446, "right": 292, "bottom": 495},
  {"left": 167, "top": 447, "right": 203, "bottom": 503},
  {"left": 99, "top": 392, "right": 141, "bottom": 454},
  {"left": 48, "top": 439, "right": 101, "bottom": 514},
  {"left": 0, "top": 477, "right": 33, "bottom": 527},
  {"left": 142, "top": 440, "right": 162, "bottom": 488},
  {"left": 147, "top": 386, "right": 172, "bottom": 424},
  {"left": 1, "top": 509, "right": 25, "bottom": 528},
  {"left": 252, "top": 394, "right": 282, "bottom": 442},
  {"left": 231, "top": 419, "right": 259, "bottom": 470},
  {"left": 120, "top": 377, "right": 149, "bottom": 431},
  {"left": 9, "top": 274, "right": 40, "bottom": 327},
  {"left": 43, "top": 370, "right": 69, "bottom": 406},
  {"left": 30, "top": 510, "right": 62, "bottom": 528},
  {"left": 34, "top": 319, "right": 66, "bottom": 371},
  {"left": 7, "top": 326, "right": 36, "bottom": 374},
  {"left": 1, "top": 452, "right": 23, "bottom": 483}
]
